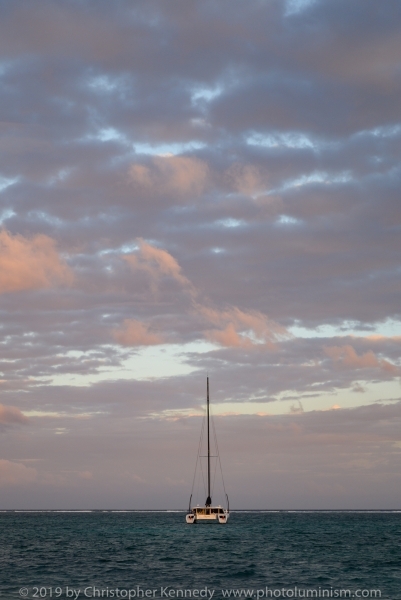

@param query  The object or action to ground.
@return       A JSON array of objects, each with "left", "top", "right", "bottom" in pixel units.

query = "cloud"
[
  {"left": 324, "top": 344, "right": 398, "bottom": 373},
  {"left": 206, "top": 322, "right": 251, "bottom": 347},
  {"left": 225, "top": 163, "right": 264, "bottom": 196},
  {"left": 0, "top": 403, "right": 29, "bottom": 425},
  {"left": 0, "top": 229, "right": 73, "bottom": 294},
  {"left": 124, "top": 241, "right": 287, "bottom": 348},
  {"left": 0, "top": 460, "right": 37, "bottom": 486},
  {"left": 122, "top": 241, "right": 288, "bottom": 348},
  {"left": 201, "top": 305, "right": 290, "bottom": 348},
  {"left": 124, "top": 239, "right": 193, "bottom": 291},
  {"left": 129, "top": 156, "right": 208, "bottom": 198},
  {"left": 113, "top": 319, "right": 163, "bottom": 346},
  {"left": 363, "top": 335, "right": 401, "bottom": 343},
  {"left": 119, "top": 242, "right": 290, "bottom": 352}
]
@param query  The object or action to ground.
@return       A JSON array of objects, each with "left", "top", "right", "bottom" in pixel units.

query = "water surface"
[{"left": 0, "top": 511, "right": 399, "bottom": 599}]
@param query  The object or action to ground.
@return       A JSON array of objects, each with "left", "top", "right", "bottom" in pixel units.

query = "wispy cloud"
[
  {"left": 120, "top": 240, "right": 288, "bottom": 349},
  {"left": 200, "top": 305, "right": 290, "bottom": 348},
  {"left": 123, "top": 239, "right": 193, "bottom": 291},
  {"left": 324, "top": 344, "right": 398, "bottom": 373}
]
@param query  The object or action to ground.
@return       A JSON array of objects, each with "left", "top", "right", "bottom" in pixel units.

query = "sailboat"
[{"left": 186, "top": 377, "right": 230, "bottom": 524}]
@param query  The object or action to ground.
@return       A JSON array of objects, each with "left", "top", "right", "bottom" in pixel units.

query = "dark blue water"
[{"left": 0, "top": 512, "right": 400, "bottom": 600}]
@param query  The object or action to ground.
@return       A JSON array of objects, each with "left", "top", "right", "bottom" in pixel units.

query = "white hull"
[{"left": 186, "top": 509, "right": 229, "bottom": 524}]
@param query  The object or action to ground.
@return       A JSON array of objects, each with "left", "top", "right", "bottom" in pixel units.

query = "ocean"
[{"left": 0, "top": 511, "right": 400, "bottom": 600}]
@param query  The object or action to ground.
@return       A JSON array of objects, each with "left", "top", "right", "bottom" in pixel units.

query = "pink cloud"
[
  {"left": 113, "top": 318, "right": 163, "bottom": 346},
  {"left": 0, "top": 229, "right": 73, "bottom": 294},
  {"left": 124, "top": 239, "right": 194, "bottom": 294},
  {"left": 206, "top": 322, "right": 253, "bottom": 347},
  {"left": 0, "top": 460, "right": 37, "bottom": 486},
  {"left": 364, "top": 335, "right": 401, "bottom": 342},
  {"left": 0, "top": 403, "right": 29, "bottom": 425},
  {"left": 129, "top": 156, "right": 208, "bottom": 197},
  {"left": 201, "top": 305, "right": 290, "bottom": 348},
  {"left": 324, "top": 344, "right": 398, "bottom": 373},
  {"left": 123, "top": 243, "right": 288, "bottom": 349}
]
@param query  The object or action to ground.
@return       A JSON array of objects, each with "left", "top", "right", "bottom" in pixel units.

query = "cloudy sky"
[{"left": 1, "top": 0, "right": 401, "bottom": 509}]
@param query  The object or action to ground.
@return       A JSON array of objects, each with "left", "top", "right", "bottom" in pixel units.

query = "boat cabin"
[{"left": 193, "top": 507, "right": 225, "bottom": 515}]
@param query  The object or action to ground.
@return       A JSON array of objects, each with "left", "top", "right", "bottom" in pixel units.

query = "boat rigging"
[{"left": 186, "top": 377, "right": 229, "bottom": 524}]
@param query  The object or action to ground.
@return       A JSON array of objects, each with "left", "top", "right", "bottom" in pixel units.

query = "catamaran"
[{"left": 186, "top": 377, "right": 230, "bottom": 524}]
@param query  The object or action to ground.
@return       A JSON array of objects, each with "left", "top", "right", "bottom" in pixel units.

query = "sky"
[{"left": 0, "top": 0, "right": 401, "bottom": 509}]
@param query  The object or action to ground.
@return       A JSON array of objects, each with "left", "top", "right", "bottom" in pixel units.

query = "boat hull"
[{"left": 186, "top": 509, "right": 229, "bottom": 524}]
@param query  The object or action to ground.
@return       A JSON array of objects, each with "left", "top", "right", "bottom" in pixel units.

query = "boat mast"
[{"left": 206, "top": 376, "right": 212, "bottom": 506}]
